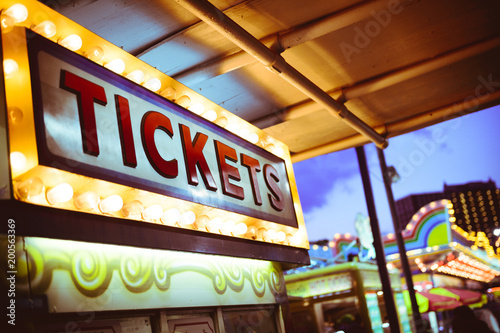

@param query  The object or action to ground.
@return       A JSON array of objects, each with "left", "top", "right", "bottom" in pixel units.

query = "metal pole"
[
  {"left": 356, "top": 146, "right": 401, "bottom": 333},
  {"left": 377, "top": 147, "right": 423, "bottom": 332}
]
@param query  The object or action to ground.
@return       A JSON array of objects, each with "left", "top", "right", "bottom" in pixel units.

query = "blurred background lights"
[
  {"left": 32, "top": 20, "right": 56, "bottom": 38},
  {"left": 15, "top": 177, "right": 44, "bottom": 201},
  {"left": 3, "top": 59, "right": 19, "bottom": 78},
  {"left": 74, "top": 191, "right": 100, "bottom": 211},
  {"left": 59, "top": 34, "right": 83, "bottom": 51},
  {"left": 121, "top": 200, "right": 144, "bottom": 218},
  {"left": 46, "top": 183, "right": 74, "bottom": 205},
  {"left": 142, "top": 204, "right": 163, "bottom": 221},
  {"left": 10, "top": 151, "right": 26, "bottom": 172},
  {"left": 105, "top": 58, "right": 126, "bottom": 74},
  {"left": 143, "top": 77, "right": 161, "bottom": 92},
  {"left": 126, "top": 69, "right": 145, "bottom": 84},
  {"left": 85, "top": 46, "right": 104, "bottom": 62},
  {"left": 99, "top": 194, "right": 123, "bottom": 213},
  {"left": 3, "top": 4, "right": 28, "bottom": 24},
  {"left": 179, "top": 210, "right": 196, "bottom": 226}
]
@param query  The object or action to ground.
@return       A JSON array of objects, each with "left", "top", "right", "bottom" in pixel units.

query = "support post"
[
  {"left": 377, "top": 147, "right": 423, "bottom": 332},
  {"left": 356, "top": 146, "right": 401, "bottom": 333}
]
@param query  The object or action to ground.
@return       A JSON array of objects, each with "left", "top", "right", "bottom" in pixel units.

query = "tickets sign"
[{"left": 27, "top": 33, "right": 298, "bottom": 228}]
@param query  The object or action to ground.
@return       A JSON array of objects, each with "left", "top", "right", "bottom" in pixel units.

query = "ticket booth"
[{"left": 0, "top": 1, "right": 310, "bottom": 332}]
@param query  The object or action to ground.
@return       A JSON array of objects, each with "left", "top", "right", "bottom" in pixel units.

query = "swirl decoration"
[
  {"left": 70, "top": 250, "right": 111, "bottom": 297},
  {"left": 250, "top": 265, "right": 267, "bottom": 297},
  {"left": 224, "top": 263, "right": 245, "bottom": 292},
  {"left": 153, "top": 256, "right": 171, "bottom": 291},
  {"left": 119, "top": 255, "right": 154, "bottom": 293}
]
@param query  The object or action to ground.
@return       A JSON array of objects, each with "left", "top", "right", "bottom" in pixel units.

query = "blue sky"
[{"left": 293, "top": 105, "right": 500, "bottom": 242}]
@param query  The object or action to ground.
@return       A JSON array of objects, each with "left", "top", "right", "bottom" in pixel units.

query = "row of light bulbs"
[
  {"left": 14, "top": 173, "right": 298, "bottom": 245},
  {"left": 1, "top": 3, "right": 285, "bottom": 157}
]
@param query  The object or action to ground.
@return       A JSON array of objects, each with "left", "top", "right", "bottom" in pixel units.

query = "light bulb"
[
  {"left": 85, "top": 46, "right": 104, "bottom": 62},
  {"left": 59, "top": 34, "right": 83, "bottom": 51},
  {"left": 8, "top": 107, "right": 23, "bottom": 124},
  {"left": 142, "top": 204, "right": 163, "bottom": 221},
  {"left": 258, "top": 228, "right": 268, "bottom": 241},
  {"left": 15, "top": 177, "right": 44, "bottom": 200},
  {"left": 194, "top": 215, "right": 210, "bottom": 230},
  {"left": 160, "top": 87, "right": 177, "bottom": 100},
  {"left": 226, "top": 122, "right": 238, "bottom": 134},
  {"left": 74, "top": 191, "right": 99, "bottom": 210},
  {"left": 126, "top": 69, "right": 145, "bottom": 84},
  {"left": 215, "top": 116, "right": 228, "bottom": 128},
  {"left": 267, "top": 229, "right": 277, "bottom": 242},
  {"left": 179, "top": 211, "right": 196, "bottom": 226},
  {"left": 248, "top": 133, "right": 259, "bottom": 144},
  {"left": 143, "top": 77, "right": 161, "bottom": 92},
  {"left": 207, "top": 217, "right": 223, "bottom": 233},
  {"left": 161, "top": 208, "right": 180, "bottom": 226},
  {"left": 233, "top": 223, "right": 248, "bottom": 236},
  {"left": 238, "top": 128, "right": 249, "bottom": 140},
  {"left": 46, "top": 183, "right": 74, "bottom": 205},
  {"left": 188, "top": 103, "right": 204, "bottom": 115},
  {"left": 176, "top": 95, "right": 191, "bottom": 108},
  {"left": 275, "top": 231, "right": 286, "bottom": 243},
  {"left": 99, "top": 194, "right": 123, "bottom": 213},
  {"left": 10, "top": 151, "right": 26, "bottom": 172},
  {"left": 4, "top": 4, "right": 28, "bottom": 24},
  {"left": 202, "top": 109, "right": 217, "bottom": 122},
  {"left": 221, "top": 220, "right": 235, "bottom": 235},
  {"left": 3, "top": 59, "right": 18, "bottom": 78},
  {"left": 32, "top": 20, "right": 56, "bottom": 38},
  {"left": 105, "top": 59, "right": 126, "bottom": 74},
  {"left": 121, "top": 200, "right": 144, "bottom": 218},
  {"left": 245, "top": 226, "right": 258, "bottom": 239}
]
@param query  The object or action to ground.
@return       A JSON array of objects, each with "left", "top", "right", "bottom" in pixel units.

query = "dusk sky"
[{"left": 293, "top": 105, "right": 500, "bottom": 242}]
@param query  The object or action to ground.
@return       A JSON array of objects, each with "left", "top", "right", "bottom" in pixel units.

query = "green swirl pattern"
[{"left": 3, "top": 237, "right": 285, "bottom": 301}]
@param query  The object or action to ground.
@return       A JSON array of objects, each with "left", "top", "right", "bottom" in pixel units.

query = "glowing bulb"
[
  {"left": 176, "top": 95, "right": 191, "bottom": 108},
  {"left": 99, "top": 194, "right": 123, "bottom": 213},
  {"left": 188, "top": 103, "right": 204, "bottom": 115},
  {"left": 276, "top": 231, "right": 286, "bottom": 243},
  {"left": 267, "top": 229, "right": 277, "bottom": 242},
  {"left": 202, "top": 109, "right": 217, "bottom": 121},
  {"left": 273, "top": 146, "right": 284, "bottom": 157},
  {"left": 126, "top": 70, "right": 145, "bottom": 84},
  {"left": 161, "top": 208, "right": 181, "bottom": 226},
  {"left": 258, "top": 228, "right": 268, "bottom": 240},
  {"left": 195, "top": 215, "right": 210, "bottom": 230},
  {"left": 10, "top": 151, "right": 26, "bottom": 172},
  {"left": 46, "top": 183, "right": 74, "bottom": 204},
  {"left": 105, "top": 59, "right": 126, "bottom": 74},
  {"left": 207, "top": 217, "right": 223, "bottom": 233},
  {"left": 180, "top": 211, "right": 196, "bottom": 226},
  {"left": 15, "top": 177, "right": 44, "bottom": 200},
  {"left": 142, "top": 204, "right": 163, "bottom": 221},
  {"left": 238, "top": 128, "right": 249, "bottom": 140},
  {"left": 233, "top": 223, "right": 248, "bottom": 235},
  {"left": 160, "top": 87, "right": 177, "bottom": 100},
  {"left": 143, "top": 77, "right": 161, "bottom": 92},
  {"left": 74, "top": 191, "right": 99, "bottom": 210},
  {"left": 245, "top": 225, "right": 258, "bottom": 239},
  {"left": 215, "top": 116, "right": 228, "bottom": 128},
  {"left": 121, "top": 200, "right": 144, "bottom": 218},
  {"left": 59, "top": 34, "right": 83, "bottom": 51},
  {"left": 248, "top": 133, "right": 259, "bottom": 144},
  {"left": 33, "top": 20, "right": 56, "bottom": 38},
  {"left": 221, "top": 220, "right": 235, "bottom": 235},
  {"left": 4, "top": 4, "right": 28, "bottom": 24},
  {"left": 3, "top": 59, "right": 18, "bottom": 78},
  {"left": 85, "top": 46, "right": 104, "bottom": 62},
  {"left": 226, "top": 122, "right": 238, "bottom": 134}
]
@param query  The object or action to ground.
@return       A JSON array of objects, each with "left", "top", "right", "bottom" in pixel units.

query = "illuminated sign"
[
  {"left": 285, "top": 272, "right": 353, "bottom": 298},
  {"left": 27, "top": 33, "right": 296, "bottom": 228}
]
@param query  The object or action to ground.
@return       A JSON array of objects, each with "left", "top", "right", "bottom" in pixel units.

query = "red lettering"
[
  {"left": 115, "top": 95, "right": 137, "bottom": 167},
  {"left": 214, "top": 140, "right": 244, "bottom": 200},
  {"left": 60, "top": 70, "right": 107, "bottom": 156},
  {"left": 264, "top": 164, "right": 284, "bottom": 211},
  {"left": 179, "top": 124, "right": 217, "bottom": 191},
  {"left": 141, "top": 111, "right": 178, "bottom": 178},
  {"left": 241, "top": 154, "right": 262, "bottom": 206}
]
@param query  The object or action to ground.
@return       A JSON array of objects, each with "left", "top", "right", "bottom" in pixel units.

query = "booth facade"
[{"left": 0, "top": 1, "right": 310, "bottom": 332}]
